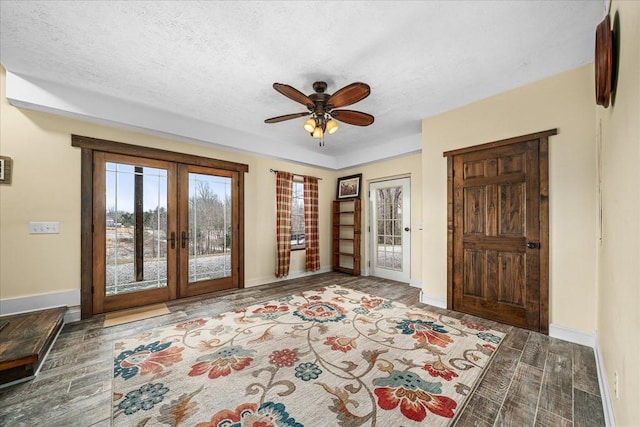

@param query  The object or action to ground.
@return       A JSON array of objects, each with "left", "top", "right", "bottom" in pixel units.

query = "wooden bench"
[{"left": 0, "top": 307, "right": 66, "bottom": 387}]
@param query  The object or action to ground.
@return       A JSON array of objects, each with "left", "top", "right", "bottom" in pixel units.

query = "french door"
[
  {"left": 369, "top": 178, "right": 411, "bottom": 282},
  {"left": 92, "top": 152, "right": 240, "bottom": 314}
]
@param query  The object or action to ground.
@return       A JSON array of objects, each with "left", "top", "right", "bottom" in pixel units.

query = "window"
[{"left": 291, "top": 180, "right": 305, "bottom": 249}]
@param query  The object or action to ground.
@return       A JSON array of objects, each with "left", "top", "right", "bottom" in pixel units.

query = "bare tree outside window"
[
  {"left": 376, "top": 186, "right": 403, "bottom": 270},
  {"left": 188, "top": 175, "right": 232, "bottom": 282}
]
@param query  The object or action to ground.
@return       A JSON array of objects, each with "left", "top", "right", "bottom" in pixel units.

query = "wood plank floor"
[{"left": 0, "top": 273, "right": 605, "bottom": 426}]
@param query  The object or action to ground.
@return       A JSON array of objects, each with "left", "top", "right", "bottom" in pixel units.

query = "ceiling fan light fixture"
[
  {"left": 265, "top": 81, "right": 373, "bottom": 146},
  {"left": 312, "top": 126, "right": 324, "bottom": 139},
  {"left": 303, "top": 118, "right": 316, "bottom": 133},
  {"left": 326, "top": 119, "right": 339, "bottom": 134}
]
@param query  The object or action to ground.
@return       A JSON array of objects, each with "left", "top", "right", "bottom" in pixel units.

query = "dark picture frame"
[
  {"left": 0, "top": 156, "right": 12, "bottom": 185},
  {"left": 336, "top": 174, "right": 362, "bottom": 199}
]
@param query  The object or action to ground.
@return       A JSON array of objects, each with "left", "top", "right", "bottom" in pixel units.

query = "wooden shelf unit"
[{"left": 332, "top": 199, "right": 361, "bottom": 276}]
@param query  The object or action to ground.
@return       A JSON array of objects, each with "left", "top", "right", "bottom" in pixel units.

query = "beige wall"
[
  {"left": 340, "top": 153, "right": 422, "bottom": 284},
  {"left": 0, "top": 65, "right": 422, "bottom": 306},
  {"left": 0, "top": 66, "right": 336, "bottom": 301},
  {"left": 596, "top": 1, "right": 640, "bottom": 424},
  {"left": 422, "top": 64, "right": 598, "bottom": 333}
]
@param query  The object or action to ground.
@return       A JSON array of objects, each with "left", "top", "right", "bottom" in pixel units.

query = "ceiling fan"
[{"left": 265, "top": 81, "right": 374, "bottom": 146}]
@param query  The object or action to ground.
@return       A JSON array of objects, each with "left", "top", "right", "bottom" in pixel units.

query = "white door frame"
[{"left": 368, "top": 177, "right": 411, "bottom": 282}]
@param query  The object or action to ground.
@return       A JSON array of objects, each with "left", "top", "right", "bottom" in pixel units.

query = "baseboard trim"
[
  {"left": 419, "top": 292, "right": 447, "bottom": 309},
  {"left": 594, "top": 336, "right": 617, "bottom": 427},
  {"left": 548, "top": 323, "right": 597, "bottom": 348},
  {"left": 0, "top": 289, "right": 80, "bottom": 318},
  {"left": 244, "top": 266, "right": 332, "bottom": 288}
]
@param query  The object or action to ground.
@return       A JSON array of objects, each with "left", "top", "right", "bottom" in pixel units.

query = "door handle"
[
  {"left": 526, "top": 241, "right": 539, "bottom": 249},
  {"left": 181, "top": 231, "right": 189, "bottom": 249},
  {"left": 404, "top": 227, "right": 410, "bottom": 232},
  {"left": 169, "top": 232, "right": 176, "bottom": 249}
]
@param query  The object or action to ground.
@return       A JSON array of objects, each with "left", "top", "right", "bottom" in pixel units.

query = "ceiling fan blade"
[
  {"left": 273, "top": 83, "right": 315, "bottom": 109},
  {"left": 264, "top": 112, "right": 310, "bottom": 124},
  {"left": 330, "top": 110, "right": 375, "bottom": 126},
  {"left": 327, "top": 82, "right": 370, "bottom": 108}
]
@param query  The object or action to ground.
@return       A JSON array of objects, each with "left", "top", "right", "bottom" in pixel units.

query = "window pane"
[{"left": 291, "top": 181, "right": 305, "bottom": 248}]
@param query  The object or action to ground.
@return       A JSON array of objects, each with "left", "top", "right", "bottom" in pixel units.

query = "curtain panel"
[
  {"left": 303, "top": 176, "right": 320, "bottom": 271},
  {"left": 275, "top": 172, "right": 293, "bottom": 278}
]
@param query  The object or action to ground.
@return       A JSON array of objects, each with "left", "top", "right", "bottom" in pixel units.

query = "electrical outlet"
[
  {"left": 614, "top": 370, "right": 619, "bottom": 399},
  {"left": 29, "top": 221, "right": 60, "bottom": 234}
]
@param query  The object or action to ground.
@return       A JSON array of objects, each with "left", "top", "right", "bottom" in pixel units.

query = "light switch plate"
[{"left": 29, "top": 222, "right": 60, "bottom": 234}]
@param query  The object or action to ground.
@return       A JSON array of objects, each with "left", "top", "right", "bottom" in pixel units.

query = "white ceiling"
[{"left": 0, "top": 1, "right": 605, "bottom": 170}]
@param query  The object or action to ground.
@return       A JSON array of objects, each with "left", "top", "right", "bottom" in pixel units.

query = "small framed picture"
[
  {"left": 0, "top": 156, "right": 12, "bottom": 185},
  {"left": 336, "top": 174, "right": 362, "bottom": 199}
]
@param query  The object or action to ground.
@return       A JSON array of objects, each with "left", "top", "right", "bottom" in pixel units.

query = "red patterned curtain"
[
  {"left": 303, "top": 176, "right": 320, "bottom": 271},
  {"left": 275, "top": 171, "right": 293, "bottom": 278}
]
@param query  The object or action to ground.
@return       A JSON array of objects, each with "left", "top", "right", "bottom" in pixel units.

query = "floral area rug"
[{"left": 112, "top": 285, "right": 504, "bottom": 426}]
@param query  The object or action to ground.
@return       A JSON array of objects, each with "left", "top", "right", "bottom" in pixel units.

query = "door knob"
[
  {"left": 526, "top": 242, "right": 539, "bottom": 249},
  {"left": 404, "top": 227, "right": 410, "bottom": 232}
]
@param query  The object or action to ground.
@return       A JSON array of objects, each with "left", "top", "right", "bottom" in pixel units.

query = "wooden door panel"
[
  {"left": 460, "top": 248, "right": 529, "bottom": 324},
  {"left": 498, "top": 182, "right": 525, "bottom": 236},
  {"left": 497, "top": 152, "right": 526, "bottom": 175},
  {"left": 463, "top": 187, "right": 486, "bottom": 234},
  {"left": 497, "top": 252, "right": 525, "bottom": 306},
  {"left": 463, "top": 160, "right": 488, "bottom": 179},
  {"left": 463, "top": 249, "right": 486, "bottom": 297},
  {"left": 447, "top": 134, "right": 550, "bottom": 332}
]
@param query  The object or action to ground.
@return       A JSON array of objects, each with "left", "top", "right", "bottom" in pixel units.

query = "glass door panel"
[
  {"left": 187, "top": 172, "right": 232, "bottom": 282},
  {"left": 105, "top": 162, "right": 169, "bottom": 295},
  {"left": 375, "top": 186, "right": 403, "bottom": 270}
]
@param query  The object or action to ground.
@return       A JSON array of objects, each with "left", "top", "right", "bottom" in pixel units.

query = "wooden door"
[
  {"left": 445, "top": 130, "right": 555, "bottom": 333},
  {"left": 92, "top": 152, "right": 178, "bottom": 313}
]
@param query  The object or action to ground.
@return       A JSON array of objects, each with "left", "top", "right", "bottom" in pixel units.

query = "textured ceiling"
[{"left": 0, "top": 1, "right": 605, "bottom": 169}]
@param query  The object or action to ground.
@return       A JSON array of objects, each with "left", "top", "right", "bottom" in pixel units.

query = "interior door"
[
  {"left": 450, "top": 140, "right": 542, "bottom": 331},
  {"left": 178, "top": 165, "right": 239, "bottom": 297},
  {"left": 369, "top": 178, "right": 411, "bottom": 282},
  {"left": 93, "top": 152, "right": 178, "bottom": 313}
]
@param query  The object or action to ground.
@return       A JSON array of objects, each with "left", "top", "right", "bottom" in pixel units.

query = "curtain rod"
[{"left": 269, "top": 169, "right": 323, "bottom": 180}]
